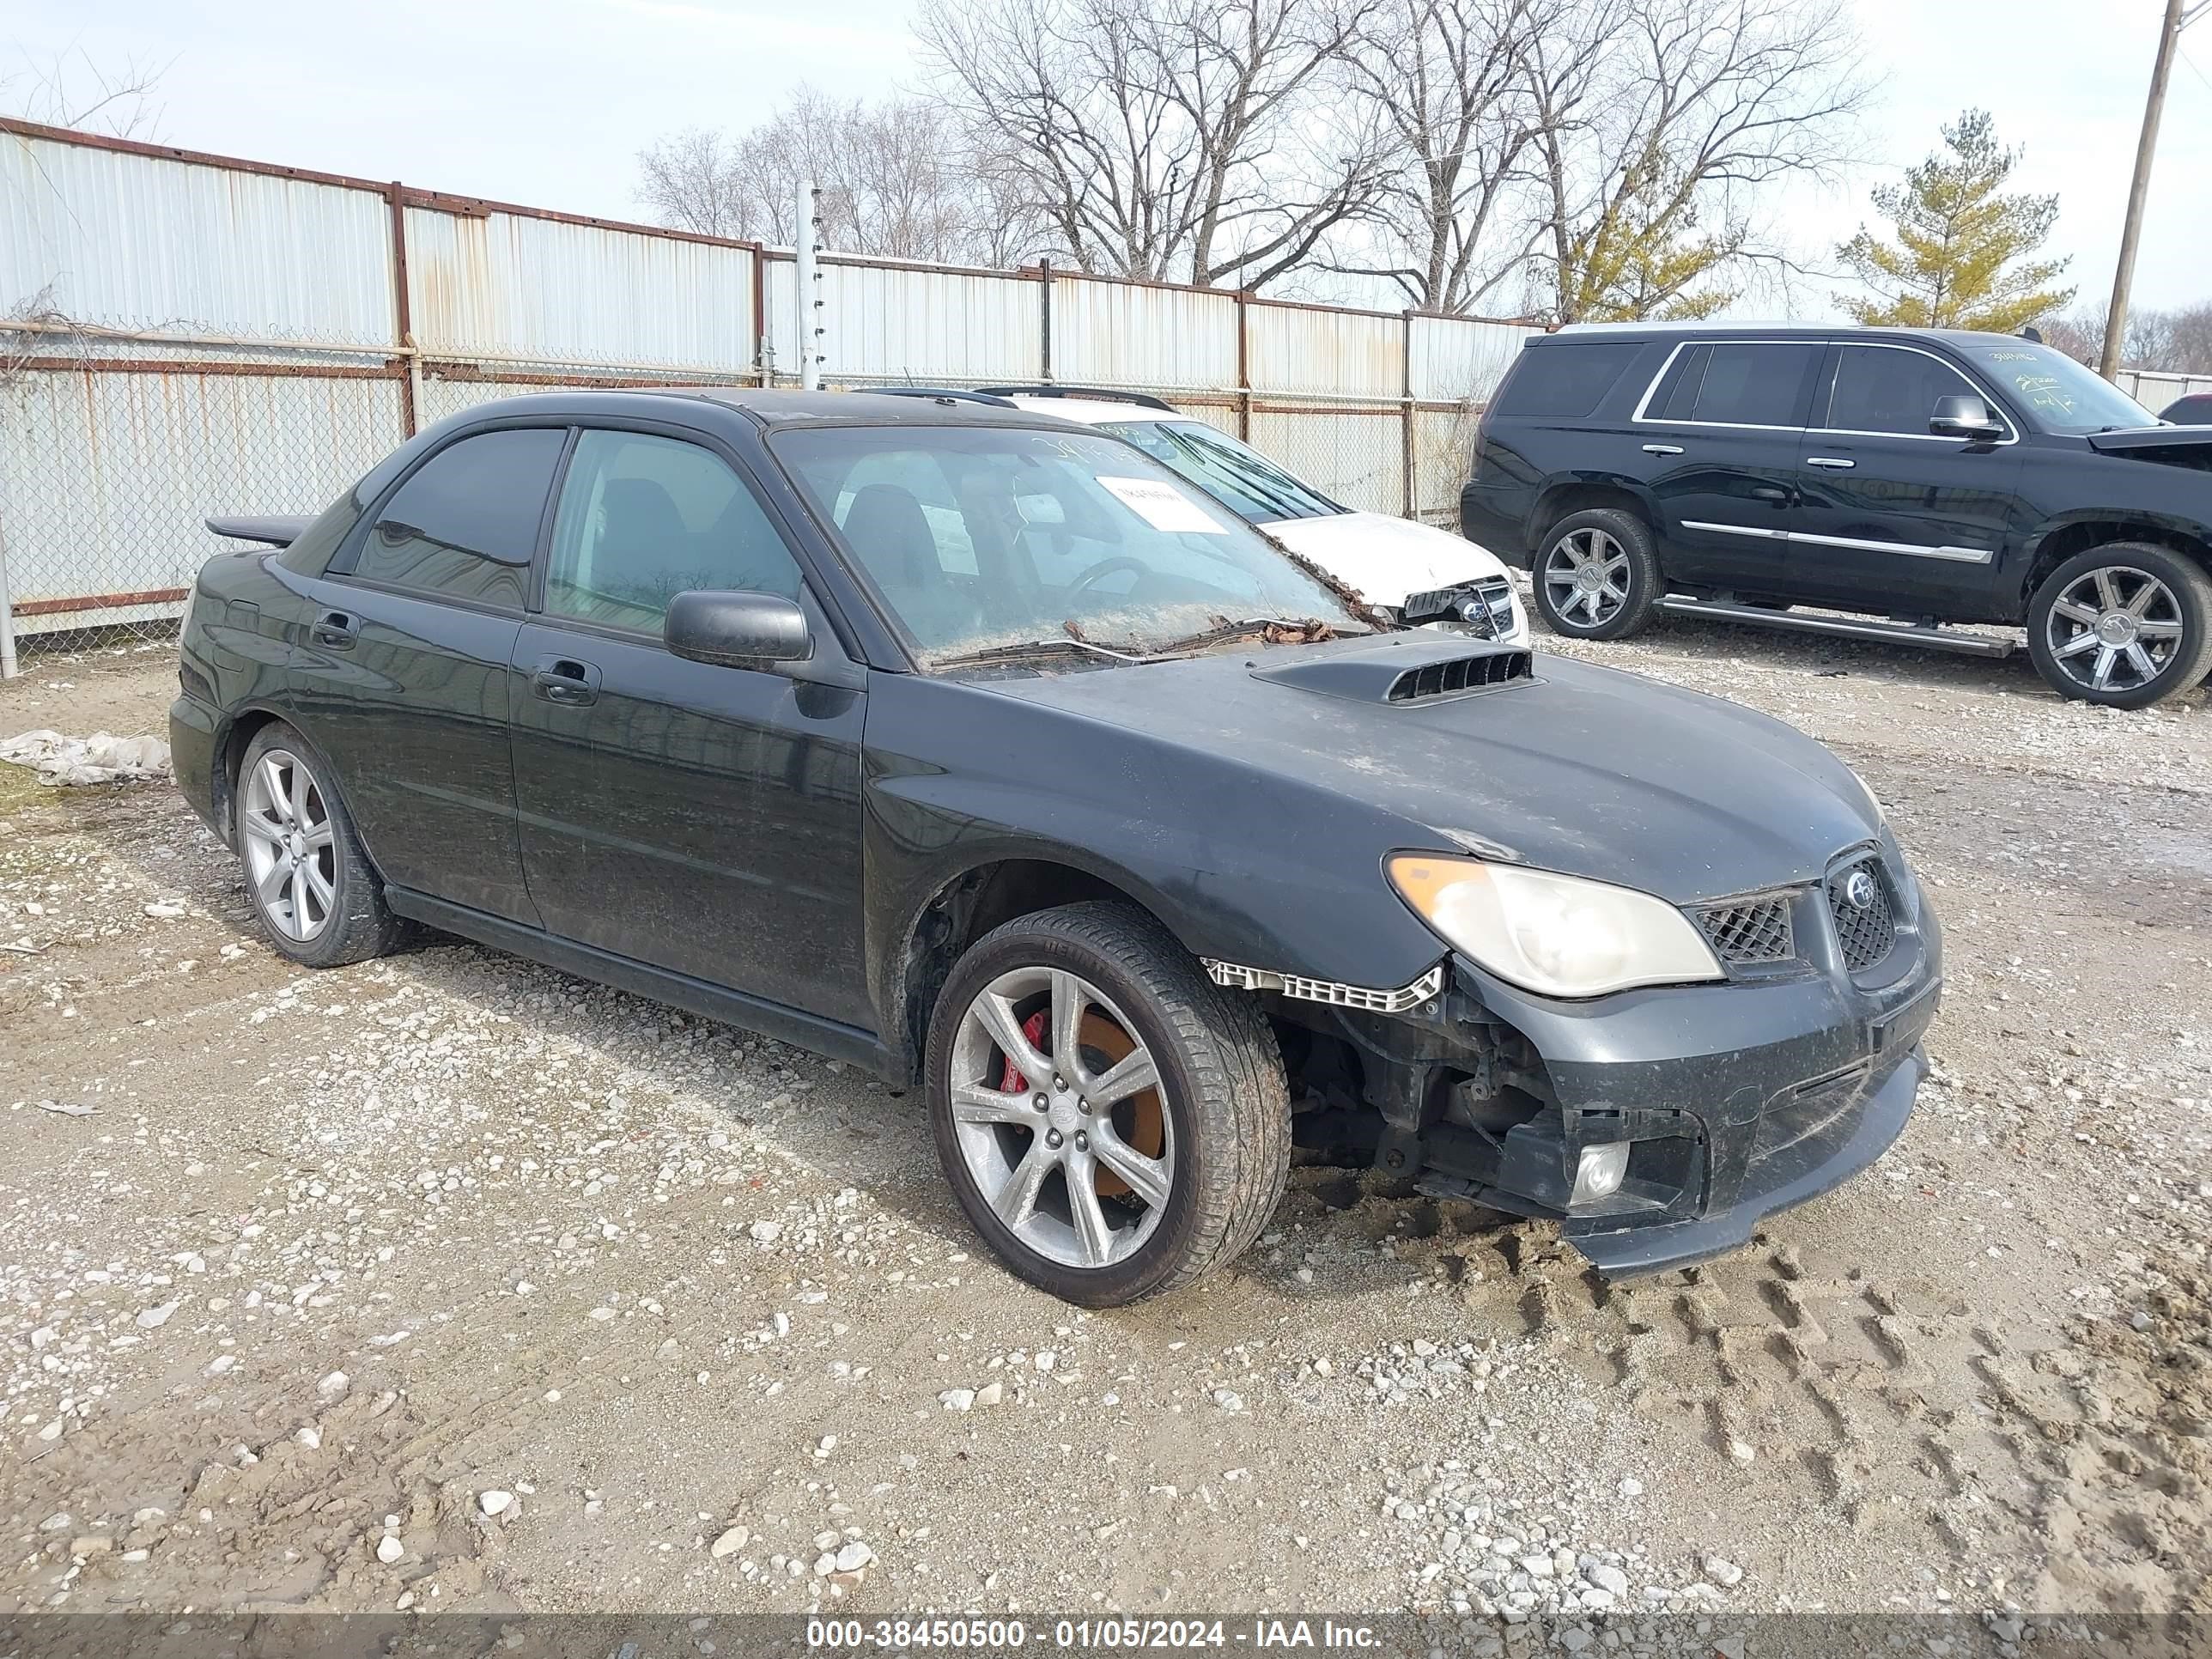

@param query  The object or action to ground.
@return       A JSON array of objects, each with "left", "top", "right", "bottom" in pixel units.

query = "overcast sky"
[{"left": 9, "top": 0, "right": 2210, "bottom": 318}]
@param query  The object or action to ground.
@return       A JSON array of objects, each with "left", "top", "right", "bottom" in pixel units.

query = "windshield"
[
  {"left": 1957, "top": 343, "right": 2156, "bottom": 434},
  {"left": 1101, "top": 420, "right": 1344, "bottom": 523},
  {"left": 772, "top": 424, "right": 1368, "bottom": 666}
]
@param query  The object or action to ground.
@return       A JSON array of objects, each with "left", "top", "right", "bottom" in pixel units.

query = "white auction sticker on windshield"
[{"left": 1097, "top": 475, "right": 1228, "bottom": 533}]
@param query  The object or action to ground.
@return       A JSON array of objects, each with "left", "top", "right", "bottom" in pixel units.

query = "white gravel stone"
[
  {"left": 1704, "top": 1555, "right": 1745, "bottom": 1587},
  {"left": 749, "top": 1220, "right": 783, "bottom": 1243},
  {"left": 710, "top": 1526, "right": 750, "bottom": 1559},
  {"left": 479, "top": 1489, "right": 514, "bottom": 1517},
  {"left": 136, "top": 1300, "right": 179, "bottom": 1329},
  {"left": 375, "top": 1534, "right": 404, "bottom": 1565},
  {"left": 835, "top": 1540, "right": 874, "bottom": 1572},
  {"left": 939, "top": 1388, "right": 975, "bottom": 1412}
]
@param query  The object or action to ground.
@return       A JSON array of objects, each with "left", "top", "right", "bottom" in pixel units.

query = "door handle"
[
  {"left": 1750, "top": 484, "right": 1793, "bottom": 504},
  {"left": 530, "top": 655, "right": 601, "bottom": 707},
  {"left": 1641, "top": 443, "right": 1684, "bottom": 456},
  {"left": 1806, "top": 456, "right": 1856, "bottom": 470},
  {"left": 311, "top": 611, "right": 357, "bottom": 649}
]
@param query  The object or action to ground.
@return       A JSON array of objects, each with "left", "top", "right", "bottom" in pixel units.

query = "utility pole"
[
  {"left": 794, "top": 178, "right": 824, "bottom": 392},
  {"left": 2100, "top": 0, "right": 2205, "bottom": 379}
]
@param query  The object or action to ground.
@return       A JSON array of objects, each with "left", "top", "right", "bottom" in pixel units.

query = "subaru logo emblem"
[{"left": 1842, "top": 870, "right": 1878, "bottom": 910}]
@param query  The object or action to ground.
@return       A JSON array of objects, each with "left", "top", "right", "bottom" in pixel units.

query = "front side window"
[
  {"left": 1646, "top": 342, "right": 1819, "bottom": 428},
  {"left": 1100, "top": 421, "right": 1342, "bottom": 523},
  {"left": 1956, "top": 341, "right": 2154, "bottom": 434},
  {"left": 1823, "top": 346, "right": 1997, "bottom": 437},
  {"left": 349, "top": 428, "right": 566, "bottom": 609},
  {"left": 544, "top": 430, "right": 805, "bottom": 632},
  {"left": 772, "top": 424, "right": 1369, "bottom": 665}
]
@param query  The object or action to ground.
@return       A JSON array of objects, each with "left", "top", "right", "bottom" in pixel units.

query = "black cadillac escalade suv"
[{"left": 1461, "top": 325, "right": 2212, "bottom": 708}]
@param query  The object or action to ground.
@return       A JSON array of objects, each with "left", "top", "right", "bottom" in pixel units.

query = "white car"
[{"left": 978, "top": 385, "right": 1528, "bottom": 645}]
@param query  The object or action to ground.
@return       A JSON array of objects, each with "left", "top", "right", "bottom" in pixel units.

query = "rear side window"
[
  {"left": 346, "top": 428, "right": 566, "bottom": 609},
  {"left": 1645, "top": 343, "right": 1819, "bottom": 427},
  {"left": 1492, "top": 343, "right": 1642, "bottom": 419}
]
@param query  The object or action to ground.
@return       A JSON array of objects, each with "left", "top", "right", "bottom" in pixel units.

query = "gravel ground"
[{"left": 1, "top": 619, "right": 2206, "bottom": 1626}]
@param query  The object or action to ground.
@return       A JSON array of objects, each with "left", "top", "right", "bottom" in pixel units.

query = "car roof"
[
  {"left": 1537, "top": 322, "right": 2052, "bottom": 351},
  {"left": 433, "top": 386, "right": 1099, "bottom": 432}
]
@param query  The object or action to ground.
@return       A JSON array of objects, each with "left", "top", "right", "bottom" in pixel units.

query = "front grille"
[
  {"left": 1385, "top": 648, "right": 1532, "bottom": 702},
  {"left": 1826, "top": 856, "right": 1896, "bottom": 972},
  {"left": 1462, "top": 576, "right": 1517, "bottom": 641},
  {"left": 1695, "top": 896, "right": 1796, "bottom": 965}
]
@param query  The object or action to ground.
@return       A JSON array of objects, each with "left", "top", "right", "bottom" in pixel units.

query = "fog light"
[{"left": 1571, "top": 1140, "right": 1631, "bottom": 1206}]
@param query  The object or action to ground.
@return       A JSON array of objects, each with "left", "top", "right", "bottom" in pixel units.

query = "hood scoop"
[{"left": 1251, "top": 639, "right": 1535, "bottom": 706}]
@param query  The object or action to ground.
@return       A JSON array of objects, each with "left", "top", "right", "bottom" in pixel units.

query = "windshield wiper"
[{"left": 933, "top": 635, "right": 1157, "bottom": 670}]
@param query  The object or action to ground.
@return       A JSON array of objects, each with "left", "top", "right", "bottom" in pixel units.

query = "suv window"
[
  {"left": 1494, "top": 343, "right": 1642, "bottom": 419},
  {"left": 1645, "top": 342, "right": 1818, "bottom": 428},
  {"left": 1824, "top": 346, "right": 1996, "bottom": 437},
  {"left": 545, "top": 430, "right": 805, "bottom": 633},
  {"left": 349, "top": 428, "right": 566, "bottom": 608}
]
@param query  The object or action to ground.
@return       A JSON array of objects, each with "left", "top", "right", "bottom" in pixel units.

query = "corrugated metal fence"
[
  {"left": 0, "top": 116, "right": 1535, "bottom": 663},
  {"left": 2118, "top": 368, "right": 2212, "bottom": 411}
]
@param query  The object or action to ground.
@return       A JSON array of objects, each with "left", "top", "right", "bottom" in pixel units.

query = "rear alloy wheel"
[
  {"left": 1533, "top": 507, "right": 1662, "bottom": 640},
  {"left": 2026, "top": 543, "right": 2212, "bottom": 708},
  {"left": 234, "top": 724, "right": 407, "bottom": 968},
  {"left": 926, "top": 902, "right": 1290, "bottom": 1306}
]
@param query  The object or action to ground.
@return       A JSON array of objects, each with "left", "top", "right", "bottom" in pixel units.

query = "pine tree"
[{"left": 1838, "top": 109, "right": 2074, "bottom": 331}]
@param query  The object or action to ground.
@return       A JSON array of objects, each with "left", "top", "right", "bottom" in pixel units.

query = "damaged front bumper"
[{"left": 1314, "top": 857, "right": 1942, "bottom": 1277}]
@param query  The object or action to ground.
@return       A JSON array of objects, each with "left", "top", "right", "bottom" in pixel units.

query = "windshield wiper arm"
[{"left": 933, "top": 634, "right": 1156, "bottom": 669}]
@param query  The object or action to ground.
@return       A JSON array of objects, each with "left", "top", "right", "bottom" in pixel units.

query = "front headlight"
[{"left": 1387, "top": 854, "right": 1723, "bottom": 999}]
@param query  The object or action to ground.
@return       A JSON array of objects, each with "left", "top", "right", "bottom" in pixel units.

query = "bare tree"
[
  {"left": 920, "top": 0, "right": 1392, "bottom": 291},
  {"left": 1526, "top": 0, "right": 1866, "bottom": 323},
  {"left": 2044, "top": 301, "right": 2212, "bottom": 376},
  {"left": 638, "top": 90, "right": 1046, "bottom": 264},
  {"left": 1329, "top": 0, "right": 1557, "bottom": 313},
  {"left": 1, "top": 46, "right": 168, "bottom": 137}
]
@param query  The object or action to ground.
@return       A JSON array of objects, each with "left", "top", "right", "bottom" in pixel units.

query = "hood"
[
  {"left": 1259, "top": 511, "right": 1509, "bottom": 606},
  {"left": 2083, "top": 428, "right": 2212, "bottom": 468},
  {"left": 974, "top": 633, "right": 1877, "bottom": 904}
]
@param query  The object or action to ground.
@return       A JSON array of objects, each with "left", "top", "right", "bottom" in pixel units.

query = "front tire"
[
  {"left": 925, "top": 902, "right": 1290, "bottom": 1307},
  {"left": 1532, "top": 507, "right": 1663, "bottom": 640},
  {"left": 2026, "top": 544, "right": 2212, "bottom": 708},
  {"left": 234, "top": 723, "right": 406, "bottom": 968}
]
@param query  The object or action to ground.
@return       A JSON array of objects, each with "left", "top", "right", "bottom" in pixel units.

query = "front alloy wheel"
[
  {"left": 948, "top": 966, "right": 1173, "bottom": 1270},
  {"left": 925, "top": 902, "right": 1291, "bottom": 1306},
  {"left": 2026, "top": 543, "right": 2212, "bottom": 708},
  {"left": 2041, "top": 566, "right": 2184, "bottom": 695},
  {"left": 1529, "top": 507, "right": 1662, "bottom": 640}
]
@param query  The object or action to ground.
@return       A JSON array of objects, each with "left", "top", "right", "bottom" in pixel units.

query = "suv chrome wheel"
[
  {"left": 2041, "top": 565, "right": 2184, "bottom": 695},
  {"left": 1542, "top": 527, "right": 1632, "bottom": 627},
  {"left": 948, "top": 965, "right": 1174, "bottom": 1271},
  {"left": 240, "top": 747, "right": 337, "bottom": 941}
]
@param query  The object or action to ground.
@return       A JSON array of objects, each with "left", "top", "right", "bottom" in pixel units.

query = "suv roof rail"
[
  {"left": 855, "top": 386, "right": 1018, "bottom": 409},
  {"left": 977, "top": 384, "right": 1179, "bottom": 412}
]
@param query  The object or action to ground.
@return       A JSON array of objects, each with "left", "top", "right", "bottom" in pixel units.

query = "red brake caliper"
[{"left": 999, "top": 1011, "right": 1051, "bottom": 1092}]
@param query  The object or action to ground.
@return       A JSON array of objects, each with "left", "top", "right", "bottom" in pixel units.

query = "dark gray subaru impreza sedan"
[{"left": 172, "top": 388, "right": 1941, "bottom": 1305}]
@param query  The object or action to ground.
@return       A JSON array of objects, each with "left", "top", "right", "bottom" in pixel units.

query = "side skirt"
[{"left": 384, "top": 886, "right": 897, "bottom": 1080}]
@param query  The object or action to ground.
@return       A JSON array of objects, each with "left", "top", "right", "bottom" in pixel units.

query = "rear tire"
[
  {"left": 1532, "top": 507, "right": 1663, "bottom": 640},
  {"left": 234, "top": 723, "right": 407, "bottom": 968},
  {"left": 925, "top": 902, "right": 1290, "bottom": 1307},
  {"left": 2025, "top": 543, "right": 2212, "bottom": 708}
]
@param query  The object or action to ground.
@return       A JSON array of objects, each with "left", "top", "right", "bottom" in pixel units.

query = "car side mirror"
[
  {"left": 665, "top": 589, "right": 812, "bottom": 668},
  {"left": 1929, "top": 393, "right": 2004, "bottom": 441}
]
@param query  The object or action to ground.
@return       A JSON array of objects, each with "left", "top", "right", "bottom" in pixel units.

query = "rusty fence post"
[{"left": 386, "top": 182, "right": 419, "bottom": 436}]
